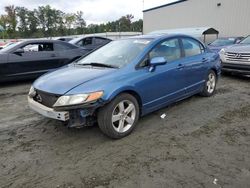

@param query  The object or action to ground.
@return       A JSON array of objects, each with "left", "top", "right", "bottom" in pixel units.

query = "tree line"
[{"left": 0, "top": 5, "right": 143, "bottom": 39}]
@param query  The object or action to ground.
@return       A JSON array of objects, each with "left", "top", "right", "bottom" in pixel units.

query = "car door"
[
  {"left": 180, "top": 37, "right": 207, "bottom": 94},
  {"left": 135, "top": 38, "right": 187, "bottom": 113},
  {"left": 7, "top": 42, "right": 60, "bottom": 77}
]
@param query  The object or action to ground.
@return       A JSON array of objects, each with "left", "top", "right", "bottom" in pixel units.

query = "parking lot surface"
[{"left": 0, "top": 75, "right": 250, "bottom": 188}]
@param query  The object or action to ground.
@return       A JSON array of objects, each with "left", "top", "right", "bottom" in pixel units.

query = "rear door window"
[{"left": 182, "top": 38, "right": 203, "bottom": 57}]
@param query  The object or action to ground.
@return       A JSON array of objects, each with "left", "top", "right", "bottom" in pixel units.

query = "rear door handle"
[
  {"left": 177, "top": 64, "right": 185, "bottom": 70},
  {"left": 51, "top": 54, "right": 56, "bottom": 57},
  {"left": 202, "top": 57, "right": 208, "bottom": 62}
]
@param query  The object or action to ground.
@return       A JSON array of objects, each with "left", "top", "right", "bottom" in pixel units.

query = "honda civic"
[{"left": 28, "top": 34, "right": 221, "bottom": 139}]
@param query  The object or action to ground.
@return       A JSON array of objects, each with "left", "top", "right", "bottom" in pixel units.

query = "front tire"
[
  {"left": 200, "top": 70, "right": 217, "bottom": 97},
  {"left": 97, "top": 93, "right": 139, "bottom": 139}
]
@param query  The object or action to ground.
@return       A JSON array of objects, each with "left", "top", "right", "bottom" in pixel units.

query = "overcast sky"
[{"left": 0, "top": 0, "right": 176, "bottom": 24}]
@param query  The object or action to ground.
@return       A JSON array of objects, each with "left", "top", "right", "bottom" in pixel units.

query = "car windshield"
[
  {"left": 240, "top": 36, "right": 250, "bottom": 44},
  {"left": 76, "top": 38, "right": 152, "bottom": 68},
  {"left": 0, "top": 41, "right": 22, "bottom": 52},
  {"left": 210, "top": 38, "right": 235, "bottom": 46}
]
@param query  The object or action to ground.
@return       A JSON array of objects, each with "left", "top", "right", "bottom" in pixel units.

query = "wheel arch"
[
  {"left": 210, "top": 67, "right": 219, "bottom": 79},
  {"left": 107, "top": 88, "right": 143, "bottom": 115}
]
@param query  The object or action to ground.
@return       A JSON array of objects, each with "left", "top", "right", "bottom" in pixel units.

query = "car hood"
[
  {"left": 209, "top": 44, "right": 236, "bottom": 52},
  {"left": 225, "top": 44, "right": 250, "bottom": 53},
  {"left": 208, "top": 45, "right": 224, "bottom": 53},
  {"left": 33, "top": 64, "right": 115, "bottom": 95}
]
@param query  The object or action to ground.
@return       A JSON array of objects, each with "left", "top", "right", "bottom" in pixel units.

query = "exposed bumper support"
[{"left": 28, "top": 97, "right": 69, "bottom": 121}]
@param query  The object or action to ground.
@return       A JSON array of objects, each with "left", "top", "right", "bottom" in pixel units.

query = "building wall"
[{"left": 143, "top": 0, "right": 250, "bottom": 37}]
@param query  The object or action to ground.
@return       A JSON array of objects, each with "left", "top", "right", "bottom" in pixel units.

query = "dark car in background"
[
  {"left": 56, "top": 37, "right": 74, "bottom": 42},
  {"left": 208, "top": 37, "right": 243, "bottom": 53},
  {"left": 69, "top": 36, "right": 111, "bottom": 52},
  {"left": 0, "top": 40, "right": 86, "bottom": 82}
]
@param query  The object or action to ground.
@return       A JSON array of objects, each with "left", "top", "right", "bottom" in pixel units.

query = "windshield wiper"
[{"left": 77, "top": 62, "right": 119, "bottom": 69}]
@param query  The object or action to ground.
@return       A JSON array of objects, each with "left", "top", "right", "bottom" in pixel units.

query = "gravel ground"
[{"left": 0, "top": 75, "right": 250, "bottom": 188}]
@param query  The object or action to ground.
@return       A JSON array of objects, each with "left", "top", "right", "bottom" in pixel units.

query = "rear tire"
[
  {"left": 200, "top": 70, "right": 217, "bottom": 97},
  {"left": 97, "top": 93, "right": 139, "bottom": 139}
]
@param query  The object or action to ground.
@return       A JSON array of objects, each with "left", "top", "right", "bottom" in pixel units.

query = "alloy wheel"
[
  {"left": 206, "top": 73, "right": 216, "bottom": 93},
  {"left": 112, "top": 100, "right": 136, "bottom": 133}
]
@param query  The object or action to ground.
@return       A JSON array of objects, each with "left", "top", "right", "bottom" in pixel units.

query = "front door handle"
[{"left": 177, "top": 64, "right": 185, "bottom": 70}]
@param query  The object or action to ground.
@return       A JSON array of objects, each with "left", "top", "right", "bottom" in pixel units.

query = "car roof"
[
  {"left": 0, "top": 39, "right": 79, "bottom": 53},
  {"left": 22, "top": 39, "right": 64, "bottom": 43},
  {"left": 68, "top": 36, "right": 112, "bottom": 44},
  {"left": 130, "top": 33, "right": 199, "bottom": 41},
  {"left": 74, "top": 36, "right": 111, "bottom": 40}
]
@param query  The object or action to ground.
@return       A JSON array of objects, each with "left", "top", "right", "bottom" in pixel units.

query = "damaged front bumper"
[
  {"left": 28, "top": 97, "right": 69, "bottom": 121},
  {"left": 28, "top": 96, "right": 106, "bottom": 127}
]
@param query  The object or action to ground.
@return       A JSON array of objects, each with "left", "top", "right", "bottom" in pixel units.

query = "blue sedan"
[{"left": 28, "top": 34, "right": 221, "bottom": 139}]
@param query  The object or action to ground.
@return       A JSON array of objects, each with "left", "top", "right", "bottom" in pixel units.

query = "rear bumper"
[
  {"left": 221, "top": 62, "right": 250, "bottom": 75},
  {"left": 28, "top": 97, "right": 69, "bottom": 121}
]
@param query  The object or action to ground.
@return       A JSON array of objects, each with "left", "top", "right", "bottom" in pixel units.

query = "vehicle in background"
[
  {"left": 220, "top": 35, "right": 250, "bottom": 75},
  {"left": 0, "top": 42, "right": 16, "bottom": 50},
  {"left": 28, "top": 34, "right": 221, "bottom": 139},
  {"left": 208, "top": 37, "right": 244, "bottom": 53},
  {"left": 0, "top": 42, "right": 5, "bottom": 49},
  {"left": 0, "top": 40, "right": 87, "bottom": 82},
  {"left": 69, "top": 36, "right": 111, "bottom": 52},
  {"left": 56, "top": 37, "right": 74, "bottom": 42}
]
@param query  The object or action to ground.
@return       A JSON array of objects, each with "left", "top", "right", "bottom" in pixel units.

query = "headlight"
[
  {"left": 219, "top": 48, "right": 225, "bottom": 55},
  {"left": 53, "top": 91, "right": 103, "bottom": 107},
  {"left": 28, "top": 86, "right": 36, "bottom": 97}
]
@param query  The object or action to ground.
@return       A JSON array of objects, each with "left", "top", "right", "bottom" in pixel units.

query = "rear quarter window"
[
  {"left": 95, "top": 38, "right": 110, "bottom": 45},
  {"left": 54, "top": 43, "right": 76, "bottom": 51}
]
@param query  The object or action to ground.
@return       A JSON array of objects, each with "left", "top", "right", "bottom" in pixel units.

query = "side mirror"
[
  {"left": 150, "top": 57, "right": 166, "bottom": 66},
  {"left": 149, "top": 57, "right": 167, "bottom": 72},
  {"left": 14, "top": 48, "right": 24, "bottom": 54}
]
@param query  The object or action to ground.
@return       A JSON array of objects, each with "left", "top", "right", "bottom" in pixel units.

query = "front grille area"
[
  {"left": 33, "top": 89, "right": 60, "bottom": 108},
  {"left": 222, "top": 63, "right": 250, "bottom": 71},
  {"left": 225, "top": 52, "right": 250, "bottom": 63}
]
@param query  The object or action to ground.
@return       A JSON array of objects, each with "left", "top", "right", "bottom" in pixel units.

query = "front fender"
[{"left": 103, "top": 85, "right": 140, "bottom": 102}]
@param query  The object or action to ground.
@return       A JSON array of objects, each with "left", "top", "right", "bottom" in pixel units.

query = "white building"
[{"left": 143, "top": 0, "right": 250, "bottom": 37}]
